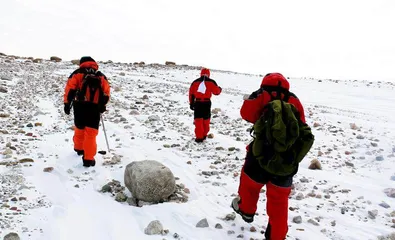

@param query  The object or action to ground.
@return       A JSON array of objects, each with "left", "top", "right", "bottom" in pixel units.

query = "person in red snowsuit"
[
  {"left": 188, "top": 68, "right": 222, "bottom": 142},
  {"left": 231, "top": 73, "right": 306, "bottom": 240}
]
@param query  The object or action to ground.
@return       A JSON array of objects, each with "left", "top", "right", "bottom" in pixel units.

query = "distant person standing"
[
  {"left": 63, "top": 56, "right": 111, "bottom": 167},
  {"left": 188, "top": 68, "right": 222, "bottom": 142}
]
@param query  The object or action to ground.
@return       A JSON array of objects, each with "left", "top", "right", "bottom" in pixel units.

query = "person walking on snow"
[
  {"left": 189, "top": 68, "right": 222, "bottom": 142},
  {"left": 63, "top": 56, "right": 111, "bottom": 167},
  {"left": 231, "top": 73, "right": 307, "bottom": 240}
]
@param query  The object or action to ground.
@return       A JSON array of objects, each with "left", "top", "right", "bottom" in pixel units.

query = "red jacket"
[
  {"left": 241, "top": 73, "right": 306, "bottom": 124},
  {"left": 189, "top": 77, "right": 222, "bottom": 103},
  {"left": 241, "top": 89, "right": 306, "bottom": 124}
]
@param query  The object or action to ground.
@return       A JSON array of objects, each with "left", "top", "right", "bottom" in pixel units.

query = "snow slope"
[{"left": 1, "top": 56, "right": 395, "bottom": 240}]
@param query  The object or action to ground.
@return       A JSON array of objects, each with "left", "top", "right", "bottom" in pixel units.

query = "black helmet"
[{"left": 79, "top": 56, "right": 96, "bottom": 64}]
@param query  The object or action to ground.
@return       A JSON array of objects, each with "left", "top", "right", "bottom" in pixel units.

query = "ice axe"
[{"left": 99, "top": 114, "right": 110, "bottom": 155}]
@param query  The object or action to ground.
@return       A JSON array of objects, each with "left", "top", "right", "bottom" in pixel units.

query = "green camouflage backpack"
[{"left": 251, "top": 88, "right": 314, "bottom": 176}]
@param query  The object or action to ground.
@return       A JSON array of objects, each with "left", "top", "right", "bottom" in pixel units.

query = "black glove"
[
  {"left": 190, "top": 104, "right": 194, "bottom": 110},
  {"left": 64, "top": 103, "right": 71, "bottom": 115},
  {"left": 248, "top": 88, "right": 264, "bottom": 100},
  {"left": 99, "top": 105, "right": 106, "bottom": 113}
]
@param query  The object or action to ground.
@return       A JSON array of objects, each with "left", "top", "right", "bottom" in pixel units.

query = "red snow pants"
[
  {"left": 193, "top": 100, "right": 211, "bottom": 140},
  {"left": 237, "top": 145, "right": 293, "bottom": 240}
]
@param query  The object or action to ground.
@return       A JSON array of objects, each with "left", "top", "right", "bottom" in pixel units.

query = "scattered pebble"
[
  {"left": 196, "top": 218, "right": 209, "bottom": 228},
  {"left": 144, "top": 220, "right": 164, "bottom": 235},
  {"left": 43, "top": 167, "right": 54, "bottom": 173},
  {"left": 293, "top": 216, "right": 302, "bottom": 224},
  {"left": 215, "top": 223, "right": 223, "bottom": 229}
]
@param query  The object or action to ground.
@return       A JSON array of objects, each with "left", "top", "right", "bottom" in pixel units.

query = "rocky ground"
[{"left": 0, "top": 53, "right": 395, "bottom": 240}]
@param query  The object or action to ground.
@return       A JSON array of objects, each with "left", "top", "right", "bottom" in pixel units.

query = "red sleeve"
[
  {"left": 289, "top": 97, "right": 306, "bottom": 124},
  {"left": 295, "top": 101, "right": 306, "bottom": 123},
  {"left": 211, "top": 84, "right": 222, "bottom": 95},
  {"left": 240, "top": 91, "right": 267, "bottom": 123},
  {"left": 206, "top": 78, "right": 221, "bottom": 96},
  {"left": 63, "top": 74, "right": 80, "bottom": 103}
]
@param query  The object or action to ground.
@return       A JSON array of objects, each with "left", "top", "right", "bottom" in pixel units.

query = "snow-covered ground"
[{"left": 1, "top": 55, "right": 395, "bottom": 240}]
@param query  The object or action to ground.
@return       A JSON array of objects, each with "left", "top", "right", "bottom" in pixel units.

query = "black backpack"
[{"left": 76, "top": 68, "right": 104, "bottom": 103}]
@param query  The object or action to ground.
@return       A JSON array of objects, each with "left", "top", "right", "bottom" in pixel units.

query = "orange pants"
[{"left": 73, "top": 127, "right": 98, "bottom": 160}]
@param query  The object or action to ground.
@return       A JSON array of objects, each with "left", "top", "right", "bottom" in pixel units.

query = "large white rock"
[
  {"left": 4, "top": 232, "right": 20, "bottom": 240},
  {"left": 124, "top": 160, "right": 176, "bottom": 202},
  {"left": 144, "top": 220, "right": 164, "bottom": 235}
]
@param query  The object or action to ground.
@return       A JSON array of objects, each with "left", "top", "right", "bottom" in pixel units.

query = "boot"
[
  {"left": 74, "top": 149, "right": 84, "bottom": 156},
  {"left": 82, "top": 157, "right": 96, "bottom": 167},
  {"left": 231, "top": 196, "right": 254, "bottom": 223}
]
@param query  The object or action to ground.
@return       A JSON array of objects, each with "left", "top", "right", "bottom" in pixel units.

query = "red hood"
[
  {"left": 261, "top": 73, "right": 290, "bottom": 90},
  {"left": 80, "top": 61, "right": 99, "bottom": 70}
]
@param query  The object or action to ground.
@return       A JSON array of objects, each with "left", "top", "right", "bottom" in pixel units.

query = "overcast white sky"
[{"left": 1, "top": 0, "right": 394, "bottom": 81}]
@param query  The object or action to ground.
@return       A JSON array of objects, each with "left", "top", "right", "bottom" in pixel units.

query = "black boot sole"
[
  {"left": 82, "top": 159, "right": 96, "bottom": 167},
  {"left": 231, "top": 198, "right": 254, "bottom": 223},
  {"left": 74, "top": 149, "right": 84, "bottom": 156}
]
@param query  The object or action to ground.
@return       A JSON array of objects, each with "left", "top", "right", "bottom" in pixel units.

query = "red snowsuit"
[
  {"left": 237, "top": 73, "right": 305, "bottom": 240},
  {"left": 188, "top": 68, "right": 222, "bottom": 141}
]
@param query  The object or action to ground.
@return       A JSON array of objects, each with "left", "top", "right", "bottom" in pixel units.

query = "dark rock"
[
  {"left": 50, "top": 56, "right": 62, "bottom": 62},
  {"left": 101, "top": 184, "right": 112, "bottom": 193},
  {"left": 124, "top": 160, "right": 176, "bottom": 202},
  {"left": 215, "top": 223, "right": 223, "bottom": 229},
  {"left": 165, "top": 61, "right": 176, "bottom": 66},
  {"left": 368, "top": 210, "right": 378, "bottom": 219},
  {"left": 3, "top": 232, "right": 20, "bottom": 240},
  {"left": 0, "top": 87, "right": 8, "bottom": 93},
  {"left": 379, "top": 202, "right": 391, "bottom": 209},
  {"left": 224, "top": 213, "right": 236, "bottom": 221},
  {"left": 376, "top": 156, "right": 384, "bottom": 161},
  {"left": 196, "top": 218, "right": 209, "bottom": 228},
  {"left": 345, "top": 161, "right": 354, "bottom": 167},
  {"left": 308, "top": 159, "right": 322, "bottom": 170},
  {"left": 144, "top": 220, "right": 164, "bottom": 235},
  {"left": 19, "top": 158, "right": 34, "bottom": 163},
  {"left": 293, "top": 216, "right": 302, "bottom": 224},
  {"left": 43, "top": 167, "right": 54, "bottom": 172},
  {"left": 33, "top": 58, "right": 43, "bottom": 63}
]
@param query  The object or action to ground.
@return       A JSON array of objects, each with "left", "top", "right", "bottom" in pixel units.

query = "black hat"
[{"left": 80, "top": 56, "right": 96, "bottom": 64}]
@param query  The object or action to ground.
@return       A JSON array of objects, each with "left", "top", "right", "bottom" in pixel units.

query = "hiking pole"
[
  {"left": 100, "top": 114, "right": 110, "bottom": 154},
  {"left": 69, "top": 101, "right": 74, "bottom": 114}
]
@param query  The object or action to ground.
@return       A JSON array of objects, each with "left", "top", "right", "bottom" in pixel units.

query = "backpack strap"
[{"left": 283, "top": 91, "right": 290, "bottom": 102}]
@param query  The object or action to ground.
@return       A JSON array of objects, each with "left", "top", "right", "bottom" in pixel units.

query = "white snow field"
[{"left": 0, "top": 55, "right": 395, "bottom": 240}]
